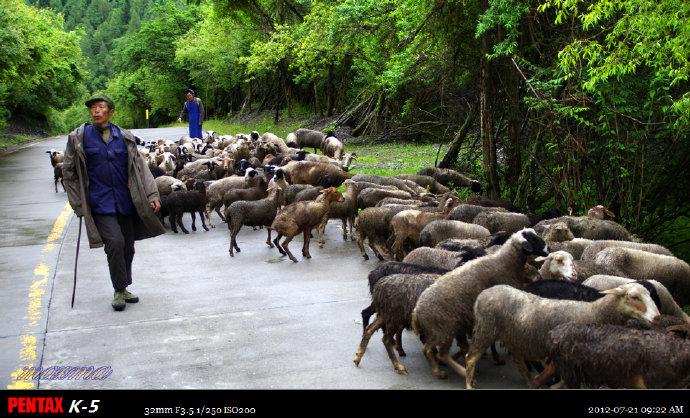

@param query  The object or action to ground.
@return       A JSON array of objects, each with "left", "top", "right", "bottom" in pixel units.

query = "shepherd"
[{"left": 177, "top": 89, "right": 204, "bottom": 139}]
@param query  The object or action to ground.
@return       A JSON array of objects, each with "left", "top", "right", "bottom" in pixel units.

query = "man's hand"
[{"left": 150, "top": 200, "right": 161, "bottom": 213}]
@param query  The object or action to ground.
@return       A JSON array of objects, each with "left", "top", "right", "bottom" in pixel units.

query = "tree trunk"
[{"left": 438, "top": 102, "right": 477, "bottom": 168}]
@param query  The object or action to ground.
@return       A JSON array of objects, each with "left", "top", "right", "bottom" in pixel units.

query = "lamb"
[
  {"left": 320, "top": 135, "right": 344, "bottom": 159},
  {"left": 465, "top": 282, "right": 660, "bottom": 388},
  {"left": 155, "top": 175, "right": 187, "bottom": 196},
  {"left": 270, "top": 187, "right": 344, "bottom": 262},
  {"left": 166, "top": 180, "right": 209, "bottom": 234},
  {"left": 316, "top": 179, "right": 359, "bottom": 245},
  {"left": 410, "top": 228, "right": 550, "bottom": 380},
  {"left": 394, "top": 174, "right": 450, "bottom": 195},
  {"left": 583, "top": 275, "right": 690, "bottom": 323},
  {"left": 158, "top": 151, "right": 176, "bottom": 174},
  {"left": 534, "top": 250, "right": 577, "bottom": 281},
  {"left": 580, "top": 240, "right": 674, "bottom": 261},
  {"left": 46, "top": 149, "right": 64, "bottom": 167},
  {"left": 590, "top": 247, "right": 690, "bottom": 306},
  {"left": 204, "top": 169, "right": 258, "bottom": 227},
  {"left": 388, "top": 195, "right": 461, "bottom": 260},
  {"left": 416, "top": 167, "right": 482, "bottom": 193},
  {"left": 226, "top": 184, "right": 284, "bottom": 257},
  {"left": 353, "top": 273, "right": 441, "bottom": 375},
  {"left": 534, "top": 322, "right": 690, "bottom": 388}
]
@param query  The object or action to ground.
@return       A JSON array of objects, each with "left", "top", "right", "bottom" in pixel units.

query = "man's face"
[{"left": 89, "top": 101, "right": 114, "bottom": 127}]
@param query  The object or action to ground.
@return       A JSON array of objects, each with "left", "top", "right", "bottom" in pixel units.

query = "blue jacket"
[{"left": 82, "top": 123, "right": 135, "bottom": 215}]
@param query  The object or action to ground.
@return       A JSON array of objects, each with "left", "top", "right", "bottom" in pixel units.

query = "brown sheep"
[
  {"left": 281, "top": 160, "right": 353, "bottom": 187},
  {"left": 270, "top": 187, "right": 344, "bottom": 262}
]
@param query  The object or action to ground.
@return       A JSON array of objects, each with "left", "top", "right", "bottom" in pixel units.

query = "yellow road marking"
[{"left": 7, "top": 202, "right": 72, "bottom": 389}]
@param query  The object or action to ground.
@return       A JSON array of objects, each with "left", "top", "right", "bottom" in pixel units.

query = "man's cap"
[{"left": 85, "top": 93, "right": 115, "bottom": 110}]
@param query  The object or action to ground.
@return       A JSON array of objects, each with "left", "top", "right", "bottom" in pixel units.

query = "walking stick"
[{"left": 71, "top": 216, "right": 83, "bottom": 309}]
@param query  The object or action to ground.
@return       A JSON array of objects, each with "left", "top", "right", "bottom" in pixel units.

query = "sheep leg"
[
  {"left": 178, "top": 214, "right": 189, "bottom": 234},
  {"left": 357, "top": 235, "right": 370, "bottom": 260},
  {"left": 530, "top": 362, "right": 557, "bottom": 389},
  {"left": 360, "top": 304, "right": 375, "bottom": 335},
  {"left": 302, "top": 229, "right": 312, "bottom": 259},
  {"left": 170, "top": 213, "right": 178, "bottom": 233},
  {"left": 465, "top": 349, "right": 483, "bottom": 388},
  {"left": 199, "top": 210, "right": 209, "bottom": 231},
  {"left": 435, "top": 344, "right": 466, "bottom": 378},
  {"left": 317, "top": 219, "right": 327, "bottom": 247},
  {"left": 353, "top": 316, "right": 383, "bottom": 367},
  {"left": 190, "top": 212, "right": 197, "bottom": 231},
  {"left": 421, "top": 342, "right": 448, "bottom": 379},
  {"left": 205, "top": 206, "right": 216, "bottom": 228},
  {"left": 265, "top": 229, "right": 273, "bottom": 248},
  {"left": 229, "top": 227, "right": 241, "bottom": 256},
  {"left": 394, "top": 326, "right": 406, "bottom": 357},
  {"left": 281, "top": 235, "right": 298, "bottom": 262},
  {"left": 341, "top": 219, "right": 348, "bottom": 240},
  {"left": 273, "top": 234, "right": 286, "bottom": 256},
  {"left": 382, "top": 328, "right": 408, "bottom": 375}
]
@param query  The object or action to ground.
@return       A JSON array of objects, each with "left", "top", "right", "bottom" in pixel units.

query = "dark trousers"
[{"left": 92, "top": 213, "right": 135, "bottom": 291}]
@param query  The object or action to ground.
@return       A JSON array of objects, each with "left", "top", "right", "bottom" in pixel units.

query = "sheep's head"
[
  {"left": 544, "top": 222, "right": 574, "bottom": 242},
  {"left": 320, "top": 186, "right": 344, "bottom": 203},
  {"left": 601, "top": 282, "right": 660, "bottom": 325},
  {"left": 516, "top": 228, "right": 549, "bottom": 257},
  {"left": 587, "top": 205, "right": 616, "bottom": 219},
  {"left": 535, "top": 250, "right": 577, "bottom": 281}
]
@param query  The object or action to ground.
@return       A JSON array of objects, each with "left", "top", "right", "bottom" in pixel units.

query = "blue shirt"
[{"left": 83, "top": 124, "right": 135, "bottom": 215}]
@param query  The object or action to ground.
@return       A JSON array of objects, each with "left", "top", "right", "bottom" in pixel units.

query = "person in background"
[
  {"left": 62, "top": 93, "right": 165, "bottom": 311},
  {"left": 177, "top": 89, "right": 204, "bottom": 139}
]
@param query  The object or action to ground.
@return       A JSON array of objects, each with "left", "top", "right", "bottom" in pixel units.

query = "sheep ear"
[
  {"left": 534, "top": 256, "right": 547, "bottom": 263},
  {"left": 521, "top": 240, "right": 534, "bottom": 253},
  {"left": 600, "top": 286, "right": 625, "bottom": 296}
]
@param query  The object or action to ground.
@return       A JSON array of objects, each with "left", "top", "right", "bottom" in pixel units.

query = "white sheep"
[
  {"left": 417, "top": 219, "right": 491, "bottom": 248},
  {"left": 580, "top": 239, "right": 674, "bottom": 260},
  {"left": 582, "top": 275, "right": 690, "bottom": 323},
  {"left": 465, "top": 282, "right": 660, "bottom": 388},
  {"left": 591, "top": 246, "right": 690, "bottom": 307},
  {"left": 410, "top": 228, "right": 550, "bottom": 380}
]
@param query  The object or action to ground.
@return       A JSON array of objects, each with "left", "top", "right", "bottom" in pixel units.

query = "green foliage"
[{"left": 0, "top": 0, "right": 86, "bottom": 129}]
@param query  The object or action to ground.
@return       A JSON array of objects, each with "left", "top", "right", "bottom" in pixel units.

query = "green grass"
[{"left": 346, "top": 141, "right": 450, "bottom": 176}]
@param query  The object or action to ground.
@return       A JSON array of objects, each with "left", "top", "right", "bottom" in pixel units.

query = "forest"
[{"left": 1, "top": 0, "right": 689, "bottom": 260}]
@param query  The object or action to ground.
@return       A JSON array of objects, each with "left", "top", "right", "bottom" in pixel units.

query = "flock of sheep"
[{"left": 47, "top": 127, "right": 690, "bottom": 389}]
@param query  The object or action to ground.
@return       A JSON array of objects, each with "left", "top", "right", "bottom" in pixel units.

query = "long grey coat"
[{"left": 62, "top": 123, "right": 166, "bottom": 248}]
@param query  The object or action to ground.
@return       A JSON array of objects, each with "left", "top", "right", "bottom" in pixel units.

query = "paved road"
[{"left": 2, "top": 128, "right": 681, "bottom": 413}]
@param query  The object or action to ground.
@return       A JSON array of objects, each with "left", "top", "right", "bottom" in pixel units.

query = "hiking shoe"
[
  {"left": 112, "top": 290, "right": 126, "bottom": 311},
  {"left": 123, "top": 289, "right": 139, "bottom": 303}
]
